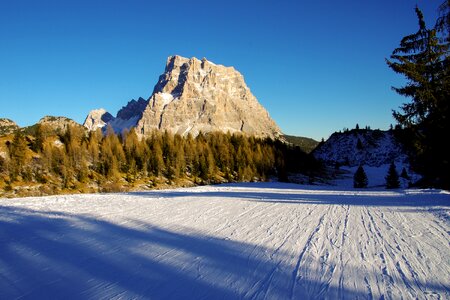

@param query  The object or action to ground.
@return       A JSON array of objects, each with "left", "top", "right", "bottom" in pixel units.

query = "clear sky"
[{"left": 0, "top": 0, "right": 441, "bottom": 140}]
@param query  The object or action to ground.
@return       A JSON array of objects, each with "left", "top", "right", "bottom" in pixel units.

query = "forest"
[{"left": 0, "top": 125, "right": 319, "bottom": 196}]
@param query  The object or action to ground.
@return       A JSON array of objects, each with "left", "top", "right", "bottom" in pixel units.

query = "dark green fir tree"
[
  {"left": 400, "top": 167, "right": 410, "bottom": 179},
  {"left": 386, "top": 3, "right": 450, "bottom": 188},
  {"left": 353, "top": 165, "right": 368, "bottom": 188},
  {"left": 386, "top": 162, "right": 400, "bottom": 189}
]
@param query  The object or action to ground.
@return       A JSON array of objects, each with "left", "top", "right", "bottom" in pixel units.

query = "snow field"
[{"left": 0, "top": 182, "right": 449, "bottom": 299}]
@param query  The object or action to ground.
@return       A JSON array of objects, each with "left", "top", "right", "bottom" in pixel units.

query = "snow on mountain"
[
  {"left": 1, "top": 182, "right": 449, "bottom": 299},
  {"left": 313, "top": 129, "right": 408, "bottom": 167},
  {"left": 108, "top": 115, "right": 141, "bottom": 134},
  {"left": 83, "top": 98, "right": 147, "bottom": 133},
  {"left": 83, "top": 108, "right": 114, "bottom": 131},
  {"left": 116, "top": 97, "right": 147, "bottom": 121}
]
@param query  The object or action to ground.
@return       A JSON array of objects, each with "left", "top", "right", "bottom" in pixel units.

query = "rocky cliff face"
[
  {"left": 313, "top": 129, "right": 408, "bottom": 167},
  {"left": 84, "top": 55, "right": 282, "bottom": 138},
  {"left": 83, "top": 97, "right": 147, "bottom": 133},
  {"left": 136, "top": 56, "right": 281, "bottom": 138}
]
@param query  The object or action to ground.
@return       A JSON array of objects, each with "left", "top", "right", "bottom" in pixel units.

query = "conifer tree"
[
  {"left": 387, "top": 4, "right": 450, "bottom": 188},
  {"left": 356, "top": 138, "right": 363, "bottom": 150},
  {"left": 87, "top": 129, "right": 102, "bottom": 170},
  {"left": 386, "top": 162, "right": 400, "bottom": 189},
  {"left": 353, "top": 165, "right": 368, "bottom": 188},
  {"left": 9, "top": 130, "right": 29, "bottom": 181},
  {"left": 400, "top": 167, "right": 410, "bottom": 179},
  {"left": 31, "top": 124, "right": 45, "bottom": 153}
]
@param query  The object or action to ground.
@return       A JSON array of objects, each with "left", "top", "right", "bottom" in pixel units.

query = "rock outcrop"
[
  {"left": 0, "top": 118, "right": 19, "bottom": 135},
  {"left": 83, "top": 109, "right": 114, "bottom": 131},
  {"left": 84, "top": 55, "right": 282, "bottom": 138},
  {"left": 38, "top": 116, "right": 82, "bottom": 132}
]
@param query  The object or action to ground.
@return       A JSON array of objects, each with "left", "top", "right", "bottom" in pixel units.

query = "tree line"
[{"left": 0, "top": 125, "right": 319, "bottom": 195}]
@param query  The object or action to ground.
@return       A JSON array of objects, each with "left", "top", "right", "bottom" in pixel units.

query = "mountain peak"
[
  {"left": 83, "top": 109, "right": 114, "bottom": 131},
  {"left": 138, "top": 55, "right": 280, "bottom": 138},
  {"left": 84, "top": 56, "right": 281, "bottom": 138}
]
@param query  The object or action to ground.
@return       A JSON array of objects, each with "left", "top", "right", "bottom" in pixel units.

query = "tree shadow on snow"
[
  {"left": 0, "top": 205, "right": 448, "bottom": 299},
  {"left": 128, "top": 187, "right": 450, "bottom": 208}
]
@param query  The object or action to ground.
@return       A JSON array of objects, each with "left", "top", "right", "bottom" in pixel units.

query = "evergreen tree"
[
  {"left": 387, "top": 4, "right": 450, "bottom": 188},
  {"left": 353, "top": 165, "right": 368, "bottom": 188},
  {"left": 0, "top": 156, "right": 6, "bottom": 173},
  {"left": 386, "top": 162, "right": 400, "bottom": 189},
  {"left": 87, "top": 129, "right": 102, "bottom": 170},
  {"left": 31, "top": 124, "right": 46, "bottom": 152},
  {"left": 9, "top": 130, "right": 29, "bottom": 181},
  {"left": 400, "top": 167, "right": 410, "bottom": 179},
  {"left": 356, "top": 138, "right": 363, "bottom": 150},
  {"left": 437, "top": 0, "right": 450, "bottom": 42}
]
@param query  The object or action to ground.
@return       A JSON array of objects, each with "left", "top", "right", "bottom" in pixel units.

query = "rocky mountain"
[
  {"left": 83, "top": 109, "right": 114, "bottom": 131},
  {"left": 37, "top": 116, "right": 82, "bottom": 133},
  {"left": 313, "top": 129, "right": 408, "bottom": 167},
  {"left": 84, "top": 55, "right": 281, "bottom": 138},
  {"left": 0, "top": 118, "right": 19, "bottom": 135},
  {"left": 84, "top": 98, "right": 147, "bottom": 133}
]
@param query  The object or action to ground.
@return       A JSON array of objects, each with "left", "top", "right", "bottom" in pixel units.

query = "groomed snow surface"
[{"left": 1, "top": 182, "right": 449, "bottom": 299}]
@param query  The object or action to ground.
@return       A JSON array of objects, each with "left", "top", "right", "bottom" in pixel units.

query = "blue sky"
[{"left": 0, "top": 0, "right": 441, "bottom": 140}]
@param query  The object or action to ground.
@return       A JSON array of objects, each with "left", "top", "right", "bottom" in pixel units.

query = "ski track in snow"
[{"left": 0, "top": 182, "right": 449, "bottom": 299}]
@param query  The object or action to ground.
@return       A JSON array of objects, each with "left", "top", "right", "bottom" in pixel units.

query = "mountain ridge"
[{"left": 83, "top": 55, "right": 282, "bottom": 139}]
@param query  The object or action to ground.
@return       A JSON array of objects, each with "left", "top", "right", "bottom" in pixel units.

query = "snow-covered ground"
[
  {"left": 334, "top": 164, "right": 420, "bottom": 188},
  {"left": 1, "top": 182, "right": 449, "bottom": 299}
]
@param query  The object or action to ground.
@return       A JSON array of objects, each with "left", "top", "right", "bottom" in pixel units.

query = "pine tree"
[
  {"left": 356, "top": 138, "right": 363, "bottom": 150},
  {"left": 353, "top": 165, "right": 368, "bottom": 188},
  {"left": 437, "top": 0, "right": 450, "bottom": 42},
  {"left": 400, "top": 167, "right": 410, "bottom": 179},
  {"left": 387, "top": 4, "right": 450, "bottom": 188},
  {"left": 386, "top": 162, "right": 400, "bottom": 189}
]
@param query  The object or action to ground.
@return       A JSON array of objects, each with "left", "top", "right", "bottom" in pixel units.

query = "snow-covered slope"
[
  {"left": 313, "top": 129, "right": 408, "bottom": 167},
  {"left": 1, "top": 183, "right": 448, "bottom": 299}
]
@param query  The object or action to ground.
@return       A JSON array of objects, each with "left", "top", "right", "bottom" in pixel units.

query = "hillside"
[
  {"left": 313, "top": 129, "right": 408, "bottom": 167},
  {"left": 282, "top": 134, "right": 319, "bottom": 153}
]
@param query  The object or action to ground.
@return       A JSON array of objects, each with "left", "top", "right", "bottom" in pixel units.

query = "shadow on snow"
[
  {"left": 0, "top": 203, "right": 448, "bottom": 299},
  {"left": 128, "top": 186, "right": 450, "bottom": 208}
]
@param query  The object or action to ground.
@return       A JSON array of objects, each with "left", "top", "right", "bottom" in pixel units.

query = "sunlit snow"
[{"left": 1, "top": 182, "right": 449, "bottom": 299}]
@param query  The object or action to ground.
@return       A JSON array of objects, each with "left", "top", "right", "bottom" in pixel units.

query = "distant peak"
[{"left": 83, "top": 109, "right": 114, "bottom": 131}]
